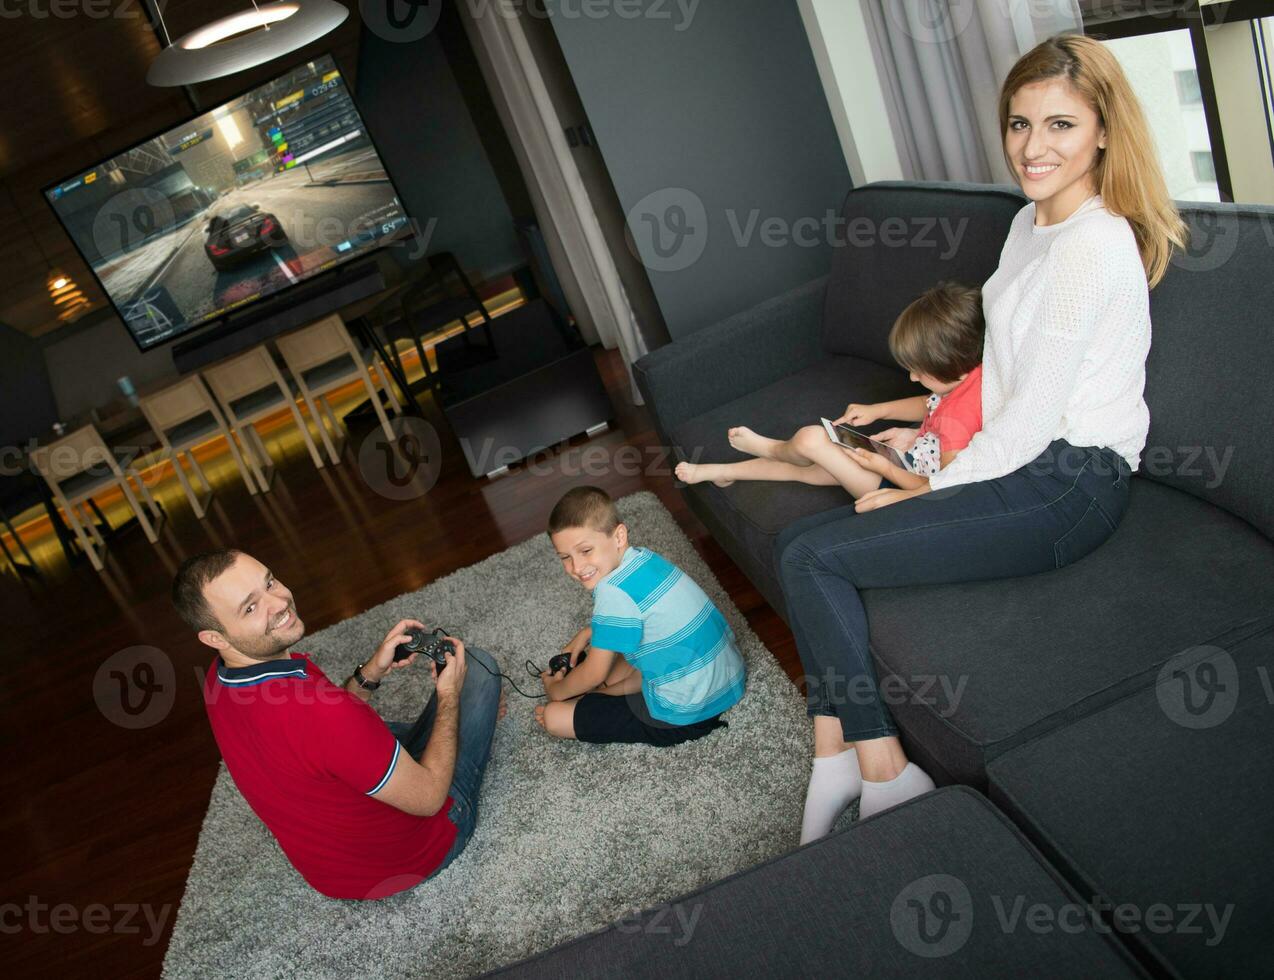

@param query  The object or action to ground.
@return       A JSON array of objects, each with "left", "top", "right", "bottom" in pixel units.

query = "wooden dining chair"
[
  {"left": 138, "top": 375, "right": 259, "bottom": 518},
  {"left": 275, "top": 313, "right": 401, "bottom": 463},
  {"left": 202, "top": 344, "right": 329, "bottom": 492},
  {"left": 29, "top": 424, "right": 161, "bottom": 572}
]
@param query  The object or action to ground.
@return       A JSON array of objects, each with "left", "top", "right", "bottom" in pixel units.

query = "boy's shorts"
[{"left": 573, "top": 692, "right": 726, "bottom": 747}]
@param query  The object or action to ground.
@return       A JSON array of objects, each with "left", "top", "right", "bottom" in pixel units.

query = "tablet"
[{"left": 820, "top": 417, "right": 907, "bottom": 470}]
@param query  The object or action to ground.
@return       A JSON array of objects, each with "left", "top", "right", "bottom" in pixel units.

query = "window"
[
  {"left": 1175, "top": 69, "right": 1203, "bottom": 104},
  {"left": 1086, "top": 0, "right": 1274, "bottom": 204},
  {"left": 1103, "top": 30, "right": 1220, "bottom": 201}
]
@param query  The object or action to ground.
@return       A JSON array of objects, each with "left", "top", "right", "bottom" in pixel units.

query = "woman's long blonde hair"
[{"left": 999, "top": 34, "right": 1187, "bottom": 287}]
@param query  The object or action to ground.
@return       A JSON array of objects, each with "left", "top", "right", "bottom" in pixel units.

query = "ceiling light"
[{"left": 147, "top": 1, "right": 348, "bottom": 87}]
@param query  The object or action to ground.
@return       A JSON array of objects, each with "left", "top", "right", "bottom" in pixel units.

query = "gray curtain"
[{"left": 865, "top": 0, "right": 1084, "bottom": 183}]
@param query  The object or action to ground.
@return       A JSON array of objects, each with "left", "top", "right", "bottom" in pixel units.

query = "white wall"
[{"left": 796, "top": 0, "right": 904, "bottom": 186}]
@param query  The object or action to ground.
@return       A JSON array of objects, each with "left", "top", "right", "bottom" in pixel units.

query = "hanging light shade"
[
  {"left": 147, "top": 0, "right": 348, "bottom": 87},
  {"left": 47, "top": 268, "right": 92, "bottom": 322}
]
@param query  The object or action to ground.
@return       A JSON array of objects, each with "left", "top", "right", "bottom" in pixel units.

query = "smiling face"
[
  {"left": 1005, "top": 78, "right": 1107, "bottom": 225},
  {"left": 550, "top": 522, "right": 628, "bottom": 591},
  {"left": 199, "top": 553, "right": 305, "bottom": 661}
]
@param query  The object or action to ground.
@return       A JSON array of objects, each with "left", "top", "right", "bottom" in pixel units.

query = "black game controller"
[
  {"left": 397, "top": 626, "right": 455, "bottom": 672},
  {"left": 548, "top": 649, "right": 587, "bottom": 675}
]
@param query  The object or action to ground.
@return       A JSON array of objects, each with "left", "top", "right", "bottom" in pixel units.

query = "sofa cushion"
[
  {"left": 485, "top": 787, "right": 1148, "bottom": 979},
  {"left": 986, "top": 619, "right": 1274, "bottom": 979},
  {"left": 859, "top": 478, "right": 1274, "bottom": 785},
  {"left": 821, "top": 181, "right": 1025, "bottom": 367},
  {"left": 1139, "top": 203, "right": 1274, "bottom": 540},
  {"left": 671, "top": 356, "right": 922, "bottom": 613}
]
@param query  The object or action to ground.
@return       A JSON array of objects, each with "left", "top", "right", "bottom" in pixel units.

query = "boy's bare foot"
[
  {"left": 675, "top": 461, "right": 734, "bottom": 488},
  {"left": 728, "top": 426, "right": 780, "bottom": 459},
  {"left": 533, "top": 704, "right": 546, "bottom": 729}
]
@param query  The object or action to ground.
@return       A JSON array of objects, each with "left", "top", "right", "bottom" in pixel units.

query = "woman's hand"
[
  {"left": 835, "top": 403, "right": 881, "bottom": 426},
  {"left": 855, "top": 484, "right": 930, "bottom": 513},
  {"left": 873, "top": 426, "right": 920, "bottom": 452}
]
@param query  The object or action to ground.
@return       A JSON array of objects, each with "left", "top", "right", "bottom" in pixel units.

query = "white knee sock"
[
  {"left": 799, "top": 749, "right": 862, "bottom": 845},
  {"left": 857, "top": 762, "right": 936, "bottom": 820}
]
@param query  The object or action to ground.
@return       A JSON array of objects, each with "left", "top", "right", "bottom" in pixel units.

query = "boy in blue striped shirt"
[{"left": 535, "top": 486, "right": 747, "bottom": 746}]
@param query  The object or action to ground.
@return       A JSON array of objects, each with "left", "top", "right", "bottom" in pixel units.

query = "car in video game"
[{"left": 203, "top": 204, "right": 288, "bottom": 271}]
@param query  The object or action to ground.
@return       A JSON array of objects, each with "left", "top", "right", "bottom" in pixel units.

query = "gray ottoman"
[
  {"left": 988, "top": 617, "right": 1274, "bottom": 979},
  {"left": 485, "top": 786, "right": 1147, "bottom": 978}
]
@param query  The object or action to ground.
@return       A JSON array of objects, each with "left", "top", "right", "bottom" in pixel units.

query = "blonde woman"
[{"left": 780, "top": 34, "right": 1187, "bottom": 843}]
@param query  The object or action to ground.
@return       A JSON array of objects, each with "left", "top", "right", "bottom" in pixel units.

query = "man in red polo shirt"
[{"left": 172, "top": 549, "right": 505, "bottom": 899}]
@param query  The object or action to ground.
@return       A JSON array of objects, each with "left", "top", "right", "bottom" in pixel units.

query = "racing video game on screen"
[{"left": 45, "top": 55, "right": 410, "bottom": 350}]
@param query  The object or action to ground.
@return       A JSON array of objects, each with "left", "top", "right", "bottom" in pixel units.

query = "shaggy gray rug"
[{"left": 162, "top": 491, "right": 813, "bottom": 979}]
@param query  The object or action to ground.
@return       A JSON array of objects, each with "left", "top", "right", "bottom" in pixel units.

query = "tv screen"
[{"left": 44, "top": 54, "right": 411, "bottom": 351}]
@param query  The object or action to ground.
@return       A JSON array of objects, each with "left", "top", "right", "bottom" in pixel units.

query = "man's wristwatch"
[{"left": 353, "top": 662, "right": 382, "bottom": 691}]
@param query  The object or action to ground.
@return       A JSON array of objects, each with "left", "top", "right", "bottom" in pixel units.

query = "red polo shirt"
[{"left": 203, "top": 653, "right": 457, "bottom": 899}]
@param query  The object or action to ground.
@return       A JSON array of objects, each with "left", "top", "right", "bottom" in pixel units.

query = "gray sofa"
[{"left": 493, "top": 183, "right": 1274, "bottom": 977}]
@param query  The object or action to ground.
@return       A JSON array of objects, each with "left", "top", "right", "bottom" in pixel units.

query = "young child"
[
  {"left": 535, "top": 486, "right": 746, "bottom": 747},
  {"left": 674, "top": 282, "right": 985, "bottom": 497}
]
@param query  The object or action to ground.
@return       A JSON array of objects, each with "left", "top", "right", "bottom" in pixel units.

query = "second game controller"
[
  {"left": 548, "top": 649, "right": 587, "bottom": 675},
  {"left": 397, "top": 626, "right": 456, "bottom": 671}
]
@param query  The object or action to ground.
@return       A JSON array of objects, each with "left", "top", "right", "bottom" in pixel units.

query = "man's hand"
[
  {"left": 873, "top": 426, "right": 920, "bottom": 452},
  {"left": 364, "top": 618, "right": 428, "bottom": 683},
  {"left": 434, "top": 638, "right": 468, "bottom": 700},
  {"left": 855, "top": 484, "right": 930, "bottom": 513},
  {"left": 834, "top": 403, "right": 882, "bottom": 426}
]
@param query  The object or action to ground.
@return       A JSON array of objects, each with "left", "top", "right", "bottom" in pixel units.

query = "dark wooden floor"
[{"left": 0, "top": 346, "right": 800, "bottom": 978}]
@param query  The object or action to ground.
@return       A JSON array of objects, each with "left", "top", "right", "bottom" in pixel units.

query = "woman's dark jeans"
[{"left": 777, "top": 440, "right": 1131, "bottom": 742}]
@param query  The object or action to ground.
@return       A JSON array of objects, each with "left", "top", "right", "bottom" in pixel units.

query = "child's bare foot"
[
  {"left": 675, "top": 461, "right": 734, "bottom": 488},
  {"left": 533, "top": 703, "right": 547, "bottom": 729},
  {"left": 728, "top": 426, "right": 781, "bottom": 459}
]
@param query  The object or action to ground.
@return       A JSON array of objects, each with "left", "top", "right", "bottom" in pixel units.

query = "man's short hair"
[
  {"left": 172, "top": 549, "right": 241, "bottom": 632},
  {"left": 548, "top": 486, "right": 619, "bottom": 536}
]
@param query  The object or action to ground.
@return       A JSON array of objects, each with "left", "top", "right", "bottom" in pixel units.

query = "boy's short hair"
[
  {"left": 172, "top": 549, "right": 241, "bottom": 632},
  {"left": 548, "top": 486, "right": 620, "bottom": 536},
  {"left": 888, "top": 281, "right": 985, "bottom": 383}
]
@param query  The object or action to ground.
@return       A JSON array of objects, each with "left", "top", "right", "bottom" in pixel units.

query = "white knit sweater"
[{"left": 928, "top": 196, "right": 1151, "bottom": 491}]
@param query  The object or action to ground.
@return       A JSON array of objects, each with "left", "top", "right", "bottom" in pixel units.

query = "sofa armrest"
[{"left": 633, "top": 276, "right": 827, "bottom": 445}]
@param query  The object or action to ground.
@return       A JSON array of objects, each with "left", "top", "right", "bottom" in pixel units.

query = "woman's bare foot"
[
  {"left": 728, "top": 426, "right": 782, "bottom": 459},
  {"left": 675, "top": 461, "right": 734, "bottom": 487}
]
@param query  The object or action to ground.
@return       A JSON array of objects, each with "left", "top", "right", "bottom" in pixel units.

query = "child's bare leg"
[
  {"left": 788, "top": 427, "right": 885, "bottom": 498},
  {"left": 676, "top": 458, "right": 842, "bottom": 487},
  {"left": 729, "top": 424, "right": 839, "bottom": 467},
  {"left": 534, "top": 701, "right": 577, "bottom": 739}
]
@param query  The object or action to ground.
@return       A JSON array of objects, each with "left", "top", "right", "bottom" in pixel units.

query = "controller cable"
[{"left": 427, "top": 626, "right": 552, "bottom": 699}]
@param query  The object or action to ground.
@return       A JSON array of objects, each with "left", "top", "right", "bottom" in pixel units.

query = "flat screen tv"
[{"left": 44, "top": 54, "right": 412, "bottom": 352}]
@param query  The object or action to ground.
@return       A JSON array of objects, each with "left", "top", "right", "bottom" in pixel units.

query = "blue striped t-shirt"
[{"left": 590, "top": 546, "right": 746, "bottom": 725}]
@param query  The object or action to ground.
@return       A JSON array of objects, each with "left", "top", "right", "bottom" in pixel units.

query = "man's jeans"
[
  {"left": 386, "top": 645, "right": 501, "bottom": 877},
  {"left": 776, "top": 440, "right": 1132, "bottom": 742}
]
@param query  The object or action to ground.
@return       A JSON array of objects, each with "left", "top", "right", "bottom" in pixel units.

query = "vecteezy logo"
[
  {"left": 93, "top": 646, "right": 177, "bottom": 730},
  {"left": 625, "top": 188, "right": 708, "bottom": 273},
  {"left": 90, "top": 188, "right": 176, "bottom": 266},
  {"left": 356, "top": 416, "right": 443, "bottom": 500},
  {"left": 890, "top": 874, "right": 973, "bottom": 958},
  {"left": 358, "top": 0, "right": 442, "bottom": 42},
  {"left": 882, "top": 0, "right": 976, "bottom": 45},
  {"left": 1171, "top": 209, "right": 1239, "bottom": 274},
  {"left": 1155, "top": 645, "right": 1239, "bottom": 729}
]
